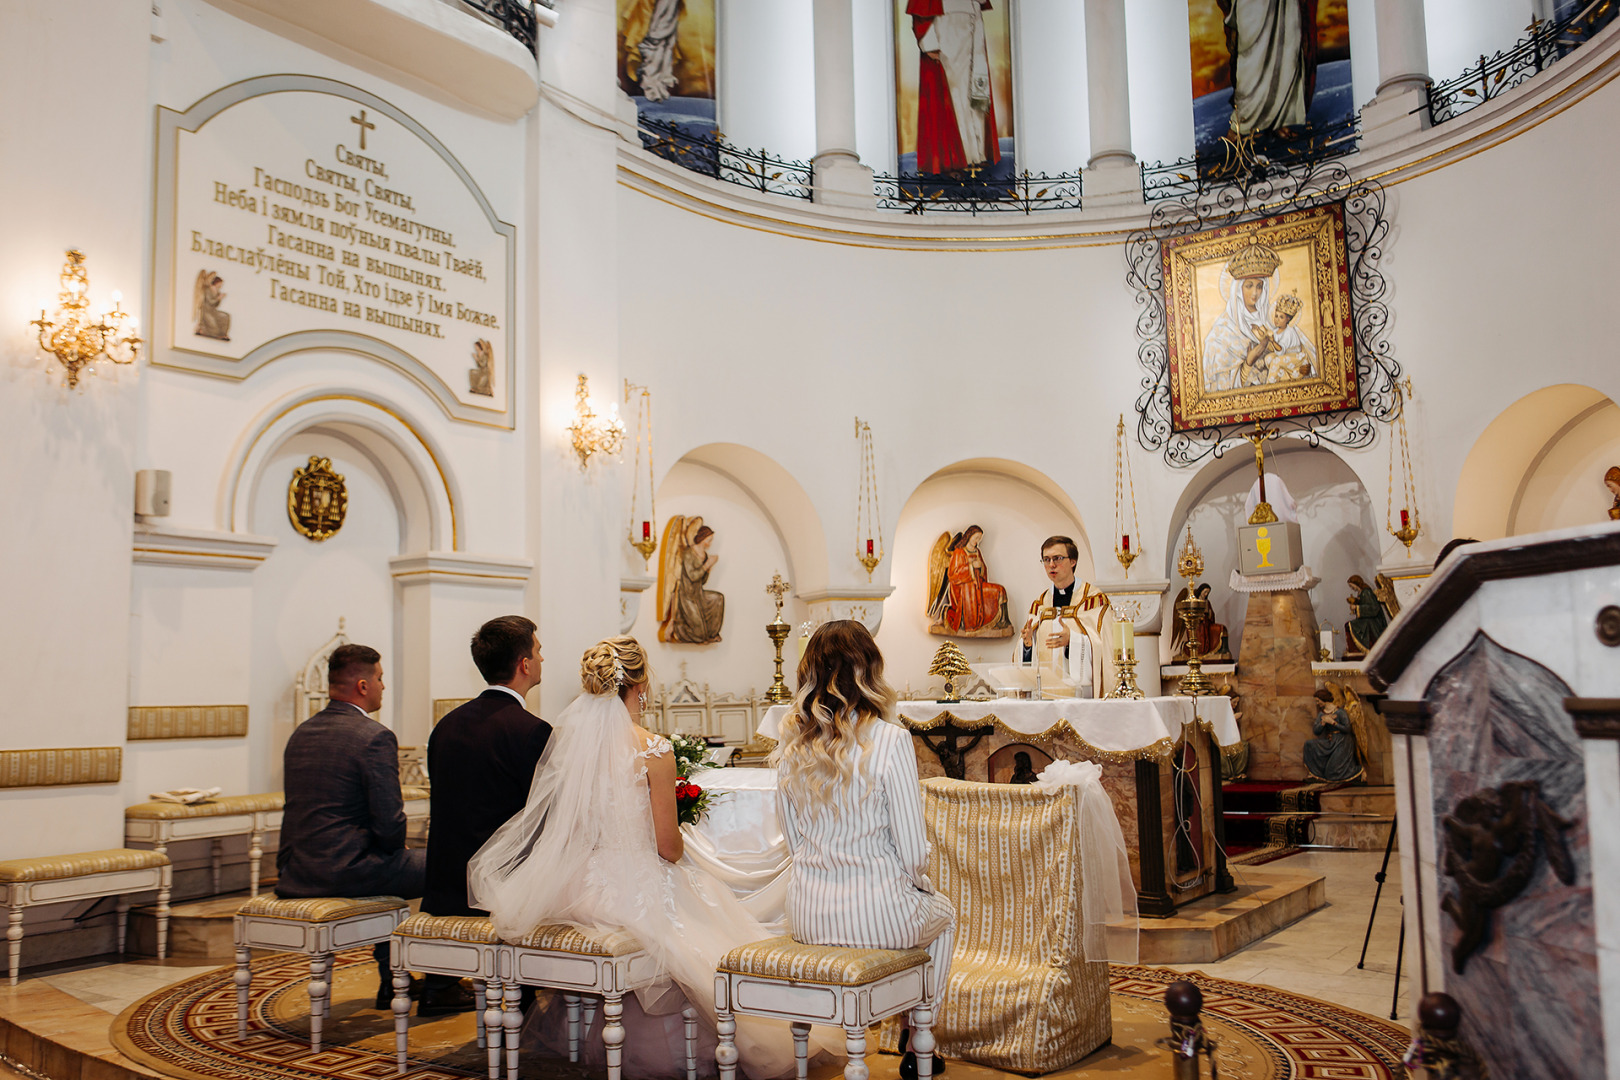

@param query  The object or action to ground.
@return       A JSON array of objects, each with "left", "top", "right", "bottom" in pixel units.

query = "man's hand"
[
  {"left": 1021, "top": 617, "right": 1035, "bottom": 647},
  {"left": 1044, "top": 625, "right": 1071, "bottom": 650},
  {"left": 926, "top": 49, "right": 941, "bottom": 60}
]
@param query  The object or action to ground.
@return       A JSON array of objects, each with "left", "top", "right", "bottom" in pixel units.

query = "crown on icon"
[
  {"left": 1273, "top": 291, "right": 1303, "bottom": 318},
  {"left": 1226, "top": 232, "right": 1281, "bottom": 280}
]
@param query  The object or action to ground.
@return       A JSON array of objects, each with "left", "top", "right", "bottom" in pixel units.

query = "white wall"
[
  {"left": 1126, "top": 0, "right": 1196, "bottom": 165},
  {"left": 718, "top": 0, "right": 816, "bottom": 162},
  {"left": 1425, "top": 0, "right": 1536, "bottom": 84},
  {"left": 1016, "top": 0, "right": 1090, "bottom": 174},
  {"left": 1512, "top": 400, "right": 1620, "bottom": 534},
  {"left": 853, "top": 0, "right": 897, "bottom": 170}
]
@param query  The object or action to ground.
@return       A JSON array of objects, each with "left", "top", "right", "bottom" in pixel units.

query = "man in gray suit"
[{"left": 277, "top": 643, "right": 423, "bottom": 1008}]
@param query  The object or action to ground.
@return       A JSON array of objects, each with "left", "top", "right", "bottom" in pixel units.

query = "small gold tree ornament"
[{"left": 928, "top": 642, "right": 972, "bottom": 703}]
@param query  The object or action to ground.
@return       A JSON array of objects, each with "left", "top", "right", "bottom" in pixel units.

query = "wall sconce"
[
  {"left": 30, "top": 249, "right": 141, "bottom": 389},
  {"left": 566, "top": 373, "right": 624, "bottom": 470}
]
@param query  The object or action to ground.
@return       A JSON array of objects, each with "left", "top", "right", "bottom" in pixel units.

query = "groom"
[{"left": 418, "top": 615, "right": 550, "bottom": 1015}]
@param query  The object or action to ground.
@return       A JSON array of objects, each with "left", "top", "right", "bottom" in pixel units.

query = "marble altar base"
[
  {"left": 1234, "top": 587, "right": 1320, "bottom": 780},
  {"left": 1136, "top": 862, "right": 1326, "bottom": 964}
]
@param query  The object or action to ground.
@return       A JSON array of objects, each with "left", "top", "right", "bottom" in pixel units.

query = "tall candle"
[
  {"left": 1399, "top": 509, "right": 1410, "bottom": 529},
  {"left": 1319, "top": 628, "right": 1333, "bottom": 659},
  {"left": 1121, "top": 619, "right": 1135, "bottom": 657},
  {"left": 642, "top": 520, "right": 651, "bottom": 540}
]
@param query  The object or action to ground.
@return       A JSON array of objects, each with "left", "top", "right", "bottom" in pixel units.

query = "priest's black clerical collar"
[{"left": 1052, "top": 581, "right": 1075, "bottom": 605}]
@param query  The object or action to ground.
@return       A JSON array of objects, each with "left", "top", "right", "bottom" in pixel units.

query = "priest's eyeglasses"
[{"left": 1040, "top": 555, "right": 1074, "bottom": 565}]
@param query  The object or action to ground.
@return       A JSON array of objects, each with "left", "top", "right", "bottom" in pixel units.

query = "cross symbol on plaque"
[
  {"left": 351, "top": 108, "right": 375, "bottom": 150},
  {"left": 965, "top": 163, "right": 983, "bottom": 180}
]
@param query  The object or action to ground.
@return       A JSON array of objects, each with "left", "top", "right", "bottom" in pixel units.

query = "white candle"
[
  {"left": 1319, "top": 628, "right": 1333, "bottom": 659},
  {"left": 1118, "top": 619, "right": 1134, "bottom": 657}
]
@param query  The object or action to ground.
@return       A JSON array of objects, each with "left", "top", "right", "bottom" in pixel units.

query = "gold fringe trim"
[{"left": 898, "top": 705, "right": 1238, "bottom": 763}]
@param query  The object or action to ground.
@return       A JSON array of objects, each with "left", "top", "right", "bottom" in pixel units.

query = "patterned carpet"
[{"left": 112, "top": 948, "right": 1412, "bottom": 1079}]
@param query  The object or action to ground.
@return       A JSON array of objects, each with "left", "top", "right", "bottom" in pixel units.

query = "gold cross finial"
[
  {"left": 351, "top": 109, "right": 376, "bottom": 150},
  {"left": 765, "top": 573, "right": 790, "bottom": 616}
]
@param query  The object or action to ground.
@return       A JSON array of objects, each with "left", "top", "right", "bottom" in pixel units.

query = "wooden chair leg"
[
  {"left": 483, "top": 979, "right": 504, "bottom": 1080},
  {"left": 684, "top": 1005, "right": 699, "bottom": 1080},
  {"left": 473, "top": 980, "right": 488, "bottom": 1049},
  {"left": 8, "top": 906, "right": 24, "bottom": 986},
  {"left": 235, "top": 946, "right": 252, "bottom": 1039},
  {"left": 715, "top": 981, "right": 738, "bottom": 1080},
  {"left": 909, "top": 1004, "right": 937, "bottom": 1080},
  {"left": 393, "top": 968, "right": 413, "bottom": 1073},
  {"left": 502, "top": 981, "right": 521, "bottom": 1080},
  {"left": 155, "top": 878, "right": 171, "bottom": 960},
  {"left": 790, "top": 1021, "right": 810, "bottom": 1080},
  {"left": 248, "top": 826, "right": 263, "bottom": 897},
  {"left": 564, "top": 993, "right": 582, "bottom": 1061},
  {"left": 843, "top": 1025, "right": 869, "bottom": 1080},
  {"left": 602, "top": 989, "right": 626, "bottom": 1080},
  {"left": 308, "top": 954, "right": 329, "bottom": 1053}
]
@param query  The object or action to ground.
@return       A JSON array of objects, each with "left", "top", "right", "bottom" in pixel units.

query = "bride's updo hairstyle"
[
  {"left": 580, "top": 636, "right": 652, "bottom": 699},
  {"left": 771, "top": 619, "right": 896, "bottom": 817}
]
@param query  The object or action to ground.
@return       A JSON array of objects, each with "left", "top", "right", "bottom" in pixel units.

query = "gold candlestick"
[
  {"left": 764, "top": 574, "right": 792, "bottom": 704},
  {"left": 1176, "top": 592, "right": 1215, "bottom": 697},
  {"left": 1105, "top": 649, "right": 1145, "bottom": 699}
]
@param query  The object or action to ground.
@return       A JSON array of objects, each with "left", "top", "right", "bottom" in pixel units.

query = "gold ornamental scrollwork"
[{"left": 288, "top": 456, "right": 348, "bottom": 542}]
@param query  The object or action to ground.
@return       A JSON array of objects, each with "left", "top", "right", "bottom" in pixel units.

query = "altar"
[{"left": 759, "top": 698, "right": 1240, "bottom": 915}]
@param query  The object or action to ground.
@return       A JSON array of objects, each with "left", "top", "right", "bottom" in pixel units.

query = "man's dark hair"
[
  {"left": 1041, "top": 535, "right": 1079, "bottom": 561},
  {"left": 471, "top": 615, "right": 539, "bottom": 685},
  {"left": 329, "top": 643, "right": 381, "bottom": 686}
]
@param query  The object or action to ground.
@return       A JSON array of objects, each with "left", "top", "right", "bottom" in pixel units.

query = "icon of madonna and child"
[{"left": 1199, "top": 233, "right": 1319, "bottom": 393}]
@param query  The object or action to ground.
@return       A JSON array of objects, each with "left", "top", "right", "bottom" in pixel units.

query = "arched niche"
[
  {"left": 1453, "top": 383, "right": 1620, "bottom": 540},
  {"left": 878, "top": 458, "right": 1089, "bottom": 695},
  {"left": 1162, "top": 442, "right": 1378, "bottom": 661},
  {"left": 629, "top": 443, "right": 824, "bottom": 696}
]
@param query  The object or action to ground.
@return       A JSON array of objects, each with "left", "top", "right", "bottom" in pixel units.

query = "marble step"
[
  {"left": 1137, "top": 864, "right": 1326, "bottom": 964},
  {"left": 130, "top": 890, "right": 262, "bottom": 958},
  {"left": 1309, "top": 814, "right": 1397, "bottom": 851},
  {"left": 1318, "top": 784, "right": 1395, "bottom": 816}
]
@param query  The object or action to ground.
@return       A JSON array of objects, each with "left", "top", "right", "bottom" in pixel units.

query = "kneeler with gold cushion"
[{"left": 887, "top": 777, "right": 1112, "bottom": 1074}]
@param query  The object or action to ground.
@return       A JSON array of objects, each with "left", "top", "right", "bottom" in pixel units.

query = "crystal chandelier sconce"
[
  {"left": 1386, "top": 377, "right": 1422, "bottom": 555},
  {"left": 566, "top": 373, "right": 624, "bottom": 471},
  {"left": 855, "top": 418, "right": 884, "bottom": 580},
  {"left": 625, "top": 379, "right": 657, "bottom": 566},
  {"left": 30, "top": 249, "right": 141, "bottom": 389},
  {"left": 1114, "top": 414, "right": 1141, "bottom": 576}
]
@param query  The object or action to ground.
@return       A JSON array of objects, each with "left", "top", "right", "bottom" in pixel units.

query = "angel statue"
[
  {"left": 656, "top": 515, "right": 724, "bottom": 644},
  {"left": 1343, "top": 573, "right": 1399, "bottom": 658},
  {"left": 926, "top": 525, "right": 1013, "bottom": 639},
  {"left": 1305, "top": 684, "right": 1369, "bottom": 783},
  {"left": 192, "top": 269, "right": 230, "bottom": 341}
]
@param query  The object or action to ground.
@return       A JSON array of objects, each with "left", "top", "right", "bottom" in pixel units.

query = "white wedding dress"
[{"left": 466, "top": 690, "right": 834, "bottom": 1079}]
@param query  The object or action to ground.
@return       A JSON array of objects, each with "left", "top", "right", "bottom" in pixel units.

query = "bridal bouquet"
[{"left": 669, "top": 733, "right": 716, "bottom": 826}]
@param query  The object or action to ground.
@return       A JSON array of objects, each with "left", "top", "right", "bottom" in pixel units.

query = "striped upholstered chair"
[{"left": 901, "top": 777, "right": 1112, "bottom": 1074}]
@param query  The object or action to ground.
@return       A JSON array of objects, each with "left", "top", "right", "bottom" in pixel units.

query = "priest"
[
  {"left": 1014, "top": 535, "right": 1094, "bottom": 697},
  {"left": 907, "top": 0, "right": 1001, "bottom": 176}
]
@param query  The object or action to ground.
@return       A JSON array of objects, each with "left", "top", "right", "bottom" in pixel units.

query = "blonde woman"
[
  {"left": 772, "top": 620, "right": 955, "bottom": 1078},
  {"left": 469, "top": 636, "right": 827, "bottom": 1078}
]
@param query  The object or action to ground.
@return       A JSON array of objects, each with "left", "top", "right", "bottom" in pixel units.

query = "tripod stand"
[{"left": 1356, "top": 818, "right": 1404, "bottom": 1020}]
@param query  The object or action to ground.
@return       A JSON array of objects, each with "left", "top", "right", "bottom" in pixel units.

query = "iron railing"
[
  {"left": 637, "top": 117, "right": 815, "bottom": 201},
  {"left": 1427, "top": 0, "right": 1619, "bottom": 124},
  {"left": 872, "top": 169, "right": 1083, "bottom": 214},
  {"left": 456, "top": 0, "right": 545, "bottom": 55},
  {"left": 1141, "top": 113, "right": 1359, "bottom": 202}
]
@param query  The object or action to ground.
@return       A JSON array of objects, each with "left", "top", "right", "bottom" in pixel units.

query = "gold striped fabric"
[
  {"left": 395, "top": 913, "right": 500, "bottom": 943},
  {"left": 0, "top": 748, "right": 121, "bottom": 788},
  {"left": 126, "top": 705, "right": 248, "bottom": 741},
  {"left": 400, "top": 785, "right": 431, "bottom": 801},
  {"left": 913, "top": 777, "right": 1111, "bottom": 1073},
  {"left": 0, "top": 848, "right": 170, "bottom": 883},
  {"left": 237, "top": 895, "right": 407, "bottom": 922},
  {"left": 517, "top": 924, "right": 643, "bottom": 956},
  {"left": 719, "top": 935, "right": 929, "bottom": 986},
  {"left": 125, "top": 793, "right": 285, "bottom": 819}
]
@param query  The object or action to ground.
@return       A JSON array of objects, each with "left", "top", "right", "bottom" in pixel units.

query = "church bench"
[
  {"left": 234, "top": 893, "right": 409, "bottom": 1053},
  {"left": 125, "top": 792, "right": 285, "bottom": 897},
  {"left": 0, "top": 848, "right": 172, "bottom": 984},
  {"left": 390, "top": 913, "right": 510, "bottom": 1078}
]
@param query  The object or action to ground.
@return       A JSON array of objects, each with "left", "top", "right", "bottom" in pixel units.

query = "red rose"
[{"left": 686, "top": 785, "right": 702, "bottom": 798}]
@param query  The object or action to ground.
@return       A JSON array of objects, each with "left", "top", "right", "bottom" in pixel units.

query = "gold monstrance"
[
  {"left": 764, "top": 574, "right": 792, "bottom": 704},
  {"left": 1175, "top": 527, "right": 1215, "bottom": 696},
  {"left": 1242, "top": 421, "right": 1281, "bottom": 525}
]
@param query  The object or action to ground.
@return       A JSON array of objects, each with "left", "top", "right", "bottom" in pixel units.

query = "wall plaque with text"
[{"left": 153, "top": 75, "right": 516, "bottom": 427}]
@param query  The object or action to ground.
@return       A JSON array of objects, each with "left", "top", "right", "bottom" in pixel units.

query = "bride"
[{"left": 467, "top": 635, "right": 830, "bottom": 1078}]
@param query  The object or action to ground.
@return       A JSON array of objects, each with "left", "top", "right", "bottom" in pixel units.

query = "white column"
[
  {"left": 1360, "top": 0, "right": 1431, "bottom": 144},
  {"left": 1082, "top": 0, "right": 1143, "bottom": 204},
  {"left": 811, "top": 0, "right": 875, "bottom": 208}
]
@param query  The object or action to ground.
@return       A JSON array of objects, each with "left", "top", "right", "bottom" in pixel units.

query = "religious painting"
[
  {"left": 988, "top": 743, "right": 1051, "bottom": 785},
  {"left": 1161, "top": 201, "right": 1357, "bottom": 432},
  {"left": 192, "top": 270, "right": 231, "bottom": 341},
  {"left": 893, "top": 1, "right": 1016, "bottom": 180},
  {"left": 657, "top": 515, "right": 725, "bottom": 644},
  {"left": 1187, "top": 0, "right": 1353, "bottom": 161},
  {"left": 926, "top": 525, "right": 1014, "bottom": 638},
  {"left": 618, "top": 0, "right": 718, "bottom": 137}
]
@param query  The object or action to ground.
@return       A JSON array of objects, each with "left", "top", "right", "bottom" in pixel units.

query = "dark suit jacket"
[
  {"left": 423, "top": 688, "right": 551, "bottom": 915},
  {"left": 276, "top": 701, "right": 410, "bottom": 897}
]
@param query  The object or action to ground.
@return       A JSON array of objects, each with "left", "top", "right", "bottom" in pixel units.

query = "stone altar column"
[
  {"left": 1360, "top": 0, "right": 1431, "bottom": 146},
  {"left": 1229, "top": 567, "right": 1321, "bottom": 781},
  {"left": 810, "top": 0, "right": 875, "bottom": 208},
  {"left": 1082, "top": 0, "right": 1143, "bottom": 206}
]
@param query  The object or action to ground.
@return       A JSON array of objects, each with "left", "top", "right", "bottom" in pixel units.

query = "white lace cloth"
[{"left": 1033, "top": 759, "right": 1140, "bottom": 964}]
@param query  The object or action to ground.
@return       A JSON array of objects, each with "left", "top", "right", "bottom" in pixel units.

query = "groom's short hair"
[{"left": 471, "top": 616, "right": 538, "bottom": 684}]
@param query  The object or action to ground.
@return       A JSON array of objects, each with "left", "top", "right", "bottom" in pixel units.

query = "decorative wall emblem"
[
  {"left": 469, "top": 338, "right": 494, "bottom": 396},
  {"left": 288, "top": 456, "right": 348, "bottom": 542}
]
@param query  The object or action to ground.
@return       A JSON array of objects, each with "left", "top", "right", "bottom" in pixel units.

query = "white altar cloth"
[
  {"left": 759, "top": 696, "right": 1240, "bottom": 759},
  {"left": 681, "top": 766, "right": 790, "bottom": 933}
]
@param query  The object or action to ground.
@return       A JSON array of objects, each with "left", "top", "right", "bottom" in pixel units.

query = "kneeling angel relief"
[{"left": 927, "top": 524, "right": 1014, "bottom": 638}]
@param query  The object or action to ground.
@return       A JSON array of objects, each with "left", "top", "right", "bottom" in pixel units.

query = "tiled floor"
[{"left": 1162, "top": 850, "right": 1412, "bottom": 1024}]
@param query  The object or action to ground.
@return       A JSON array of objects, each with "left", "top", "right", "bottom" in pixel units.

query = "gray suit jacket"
[{"left": 276, "top": 701, "right": 410, "bottom": 898}]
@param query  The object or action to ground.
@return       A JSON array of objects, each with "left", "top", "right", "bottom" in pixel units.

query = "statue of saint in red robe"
[
  {"left": 907, "top": 0, "right": 1001, "bottom": 175},
  {"left": 927, "top": 525, "right": 1013, "bottom": 638}
]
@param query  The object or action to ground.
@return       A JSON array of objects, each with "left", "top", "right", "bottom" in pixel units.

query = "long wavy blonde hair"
[{"left": 771, "top": 620, "right": 897, "bottom": 818}]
